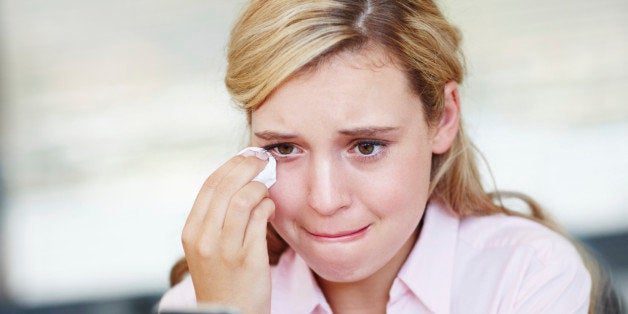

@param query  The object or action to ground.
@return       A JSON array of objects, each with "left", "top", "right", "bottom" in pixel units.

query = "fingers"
[
  {"left": 244, "top": 197, "right": 276, "bottom": 254},
  {"left": 221, "top": 181, "right": 268, "bottom": 250},
  {"left": 201, "top": 156, "right": 269, "bottom": 239},
  {"left": 185, "top": 155, "right": 245, "bottom": 234},
  {"left": 183, "top": 155, "right": 267, "bottom": 248}
]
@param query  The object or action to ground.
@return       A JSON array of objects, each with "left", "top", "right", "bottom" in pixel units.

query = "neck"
[{"left": 315, "top": 230, "right": 419, "bottom": 314}]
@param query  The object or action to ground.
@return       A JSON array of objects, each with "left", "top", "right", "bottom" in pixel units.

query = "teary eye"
[
  {"left": 356, "top": 142, "right": 376, "bottom": 155},
  {"left": 276, "top": 144, "right": 294, "bottom": 155},
  {"left": 262, "top": 142, "right": 302, "bottom": 159}
]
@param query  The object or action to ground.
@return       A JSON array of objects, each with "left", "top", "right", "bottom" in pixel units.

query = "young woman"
[{"left": 159, "top": 1, "right": 596, "bottom": 313}]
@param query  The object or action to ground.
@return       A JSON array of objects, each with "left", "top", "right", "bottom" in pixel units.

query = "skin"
[{"left": 182, "top": 46, "right": 460, "bottom": 314}]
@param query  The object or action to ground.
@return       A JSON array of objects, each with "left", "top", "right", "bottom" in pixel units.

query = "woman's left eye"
[{"left": 352, "top": 141, "right": 384, "bottom": 156}]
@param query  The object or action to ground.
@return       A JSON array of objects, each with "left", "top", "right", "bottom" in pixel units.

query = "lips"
[{"left": 307, "top": 225, "right": 370, "bottom": 240}]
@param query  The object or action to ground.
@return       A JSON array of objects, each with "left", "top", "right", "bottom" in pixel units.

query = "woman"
[{"left": 160, "top": 0, "right": 595, "bottom": 313}]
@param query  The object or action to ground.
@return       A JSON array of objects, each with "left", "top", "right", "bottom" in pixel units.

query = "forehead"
[{"left": 251, "top": 47, "right": 423, "bottom": 133}]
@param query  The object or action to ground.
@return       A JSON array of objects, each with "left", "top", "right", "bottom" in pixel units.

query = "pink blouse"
[{"left": 159, "top": 200, "right": 591, "bottom": 313}]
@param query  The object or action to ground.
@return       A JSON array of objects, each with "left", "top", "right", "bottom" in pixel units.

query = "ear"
[{"left": 431, "top": 81, "right": 461, "bottom": 154}]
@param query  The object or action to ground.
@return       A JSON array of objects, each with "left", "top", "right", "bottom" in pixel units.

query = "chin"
[
  {"left": 312, "top": 264, "right": 373, "bottom": 283},
  {"left": 300, "top": 249, "right": 382, "bottom": 283}
]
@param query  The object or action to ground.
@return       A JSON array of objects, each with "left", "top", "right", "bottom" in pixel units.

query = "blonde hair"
[{"left": 171, "top": 1, "right": 607, "bottom": 311}]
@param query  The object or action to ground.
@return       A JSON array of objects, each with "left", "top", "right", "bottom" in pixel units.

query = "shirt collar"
[{"left": 397, "top": 198, "right": 460, "bottom": 313}]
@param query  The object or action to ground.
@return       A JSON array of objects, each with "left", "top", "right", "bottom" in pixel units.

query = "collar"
[{"left": 397, "top": 199, "right": 460, "bottom": 313}]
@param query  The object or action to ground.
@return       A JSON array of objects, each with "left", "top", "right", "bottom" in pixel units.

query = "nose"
[{"left": 306, "top": 154, "right": 351, "bottom": 216}]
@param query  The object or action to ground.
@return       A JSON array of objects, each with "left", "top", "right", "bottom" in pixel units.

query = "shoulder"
[
  {"left": 458, "top": 213, "right": 579, "bottom": 263},
  {"left": 452, "top": 213, "right": 591, "bottom": 313},
  {"left": 158, "top": 275, "right": 197, "bottom": 312}
]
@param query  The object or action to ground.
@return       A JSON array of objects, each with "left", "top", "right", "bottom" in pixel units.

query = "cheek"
[
  {"left": 268, "top": 162, "right": 306, "bottom": 220},
  {"left": 364, "top": 150, "right": 432, "bottom": 215}
]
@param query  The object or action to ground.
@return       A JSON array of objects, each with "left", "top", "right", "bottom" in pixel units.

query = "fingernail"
[
  {"left": 240, "top": 149, "right": 256, "bottom": 157},
  {"left": 255, "top": 150, "right": 269, "bottom": 161},
  {"left": 238, "top": 147, "right": 269, "bottom": 161}
]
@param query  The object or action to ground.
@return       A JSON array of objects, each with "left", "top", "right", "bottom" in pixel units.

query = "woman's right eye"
[
  {"left": 265, "top": 143, "right": 298, "bottom": 156},
  {"left": 275, "top": 144, "right": 294, "bottom": 155}
]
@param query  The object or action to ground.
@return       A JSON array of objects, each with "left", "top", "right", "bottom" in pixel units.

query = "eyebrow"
[
  {"left": 253, "top": 126, "right": 399, "bottom": 141},
  {"left": 338, "top": 126, "right": 400, "bottom": 137},
  {"left": 253, "top": 131, "right": 298, "bottom": 141}
]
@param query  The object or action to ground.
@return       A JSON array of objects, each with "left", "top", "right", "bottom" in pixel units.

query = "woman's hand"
[{"left": 181, "top": 152, "right": 275, "bottom": 314}]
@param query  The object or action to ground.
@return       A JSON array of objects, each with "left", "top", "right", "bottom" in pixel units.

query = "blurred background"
[{"left": 0, "top": 0, "right": 626, "bottom": 313}]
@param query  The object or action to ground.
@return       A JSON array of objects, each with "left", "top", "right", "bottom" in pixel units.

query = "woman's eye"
[
  {"left": 352, "top": 141, "right": 385, "bottom": 157},
  {"left": 357, "top": 143, "right": 376, "bottom": 155},
  {"left": 265, "top": 143, "right": 296, "bottom": 156},
  {"left": 276, "top": 144, "right": 294, "bottom": 155}
]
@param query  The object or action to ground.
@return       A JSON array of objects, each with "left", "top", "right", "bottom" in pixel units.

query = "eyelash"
[{"left": 262, "top": 140, "right": 388, "bottom": 162}]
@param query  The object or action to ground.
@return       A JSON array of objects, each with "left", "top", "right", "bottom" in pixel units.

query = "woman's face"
[{"left": 251, "top": 48, "right": 437, "bottom": 283}]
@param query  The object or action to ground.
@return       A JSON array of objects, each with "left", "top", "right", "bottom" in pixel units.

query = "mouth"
[{"left": 307, "top": 225, "right": 371, "bottom": 242}]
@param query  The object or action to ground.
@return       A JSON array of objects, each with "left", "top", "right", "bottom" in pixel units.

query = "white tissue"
[{"left": 237, "top": 147, "right": 277, "bottom": 188}]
